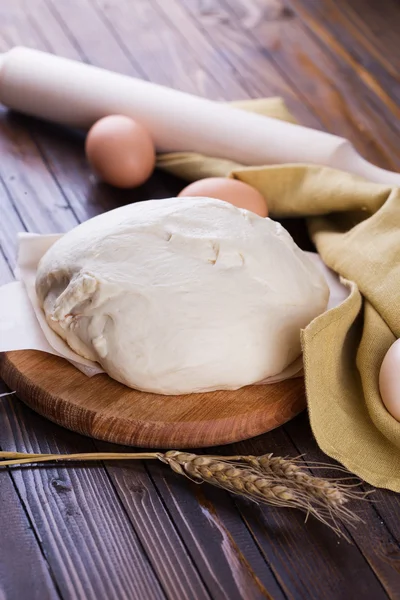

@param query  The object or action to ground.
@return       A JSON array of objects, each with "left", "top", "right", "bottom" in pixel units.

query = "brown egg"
[
  {"left": 85, "top": 115, "right": 155, "bottom": 188},
  {"left": 379, "top": 339, "right": 400, "bottom": 422},
  {"left": 178, "top": 177, "right": 268, "bottom": 217}
]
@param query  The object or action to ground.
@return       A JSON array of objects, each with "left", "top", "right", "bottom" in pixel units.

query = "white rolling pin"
[{"left": 0, "top": 46, "right": 399, "bottom": 186}]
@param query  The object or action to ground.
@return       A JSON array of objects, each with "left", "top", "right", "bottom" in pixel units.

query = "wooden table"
[{"left": 0, "top": 1, "right": 399, "bottom": 599}]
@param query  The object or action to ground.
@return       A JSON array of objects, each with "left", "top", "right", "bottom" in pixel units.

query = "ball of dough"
[{"left": 36, "top": 198, "right": 329, "bottom": 395}]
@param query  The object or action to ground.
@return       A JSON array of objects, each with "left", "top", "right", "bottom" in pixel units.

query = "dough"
[{"left": 36, "top": 197, "right": 329, "bottom": 394}]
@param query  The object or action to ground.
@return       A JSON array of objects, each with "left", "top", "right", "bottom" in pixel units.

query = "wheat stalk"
[{"left": 0, "top": 448, "right": 365, "bottom": 539}]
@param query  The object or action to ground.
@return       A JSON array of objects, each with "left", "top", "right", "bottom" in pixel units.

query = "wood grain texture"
[
  {"left": 0, "top": 350, "right": 306, "bottom": 448},
  {"left": 0, "top": 248, "right": 14, "bottom": 283},
  {"left": 283, "top": 414, "right": 400, "bottom": 599},
  {"left": 96, "top": 440, "right": 286, "bottom": 600},
  {"left": 0, "top": 0, "right": 399, "bottom": 598},
  {"left": 90, "top": 454, "right": 212, "bottom": 600},
  {"left": 287, "top": 0, "right": 400, "bottom": 103},
  {"left": 148, "top": 0, "right": 321, "bottom": 125},
  {"left": 0, "top": 465, "right": 60, "bottom": 600},
  {"left": 176, "top": 0, "right": 400, "bottom": 171},
  {"left": 0, "top": 388, "right": 167, "bottom": 600},
  {"left": 199, "top": 422, "right": 399, "bottom": 600},
  {"left": 144, "top": 458, "right": 287, "bottom": 600},
  {"left": 0, "top": 387, "right": 290, "bottom": 600}
]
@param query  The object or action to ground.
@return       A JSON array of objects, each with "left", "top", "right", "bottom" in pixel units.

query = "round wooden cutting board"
[{"left": 0, "top": 350, "right": 306, "bottom": 448}]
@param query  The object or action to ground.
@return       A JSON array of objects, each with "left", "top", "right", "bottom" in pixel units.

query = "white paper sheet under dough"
[{"left": 0, "top": 232, "right": 349, "bottom": 385}]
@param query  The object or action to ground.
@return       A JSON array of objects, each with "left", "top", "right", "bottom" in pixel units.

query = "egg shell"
[
  {"left": 178, "top": 177, "right": 268, "bottom": 217},
  {"left": 379, "top": 338, "right": 400, "bottom": 422},
  {"left": 85, "top": 115, "right": 155, "bottom": 188}
]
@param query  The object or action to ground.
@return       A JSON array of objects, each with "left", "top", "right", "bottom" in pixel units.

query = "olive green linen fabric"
[{"left": 156, "top": 97, "right": 400, "bottom": 491}]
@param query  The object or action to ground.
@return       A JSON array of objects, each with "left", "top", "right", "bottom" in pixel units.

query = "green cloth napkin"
[{"left": 156, "top": 97, "right": 400, "bottom": 492}]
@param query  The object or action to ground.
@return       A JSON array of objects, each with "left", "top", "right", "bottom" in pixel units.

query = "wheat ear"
[
  {"left": 236, "top": 453, "right": 368, "bottom": 528},
  {"left": 0, "top": 449, "right": 365, "bottom": 538}
]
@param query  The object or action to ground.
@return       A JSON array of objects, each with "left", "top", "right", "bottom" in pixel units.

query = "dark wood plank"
[
  {"left": 93, "top": 445, "right": 213, "bottom": 600},
  {"left": 0, "top": 112, "right": 78, "bottom": 233},
  {"left": 0, "top": 391, "right": 167, "bottom": 600},
  {"left": 370, "top": 488, "right": 400, "bottom": 544},
  {"left": 90, "top": 0, "right": 243, "bottom": 98},
  {"left": 282, "top": 414, "right": 400, "bottom": 598},
  {"left": 144, "top": 457, "right": 286, "bottom": 600},
  {"left": 40, "top": 0, "right": 318, "bottom": 127},
  {"left": 26, "top": 116, "right": 185, "bottom": 223},
  {"left": 149, "top": 0, "right": 321, "bottom": 126},
  {"left": 227, "top": 425, "right": 396, "bottom": 600},
  {"left": 287, "top": 0, "right": 400, "bottom": 102},
  {"left": 0, "top": 166, "right": 29, "bottom": 267},
  {"left": 0, "top": 247, "right": 14, "bottom": 284},
  {"left": 176, "top": 0, "right": 399, "bottom": 171},
  {"left": 0, "top": 113, "right": 77, "bottom": 269},
  {"left": 342, "top": 0, "right": 400, "bottom": 74},
  {"left": 93, "top": 0, "right": 272, "bottom": 100},
  {"left": 44, "top": 0, "right": 147, "bottom": 75},
  {"left": 96, "top": 442, "right": 288, "bottom": 600},
  {"left": 0, "top": 456, "right": 60, "bottom": 600}
]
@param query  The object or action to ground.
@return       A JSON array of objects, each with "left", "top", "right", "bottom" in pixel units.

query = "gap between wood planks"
[{"left": 0, "top": 460, "right": 62, "bottom": 599}]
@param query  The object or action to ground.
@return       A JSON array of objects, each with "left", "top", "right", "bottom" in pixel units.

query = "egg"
[
  {"left": 178, "top": 177, "right": 268, "bottom": 217},
  {"left": 379, "top": 338, "right": 400, "bottom": 422},
  {"left": 85, "top": 115, "right": 155, "bottom": 188}
]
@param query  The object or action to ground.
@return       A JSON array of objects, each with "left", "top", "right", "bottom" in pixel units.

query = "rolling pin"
[{"left": 0, "top": 46, "right": 399, "bottom": 186}]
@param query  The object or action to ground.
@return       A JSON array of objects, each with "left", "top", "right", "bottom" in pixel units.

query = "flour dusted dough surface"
[{"left": 36, "top": 197, "right": 329, "bottom": 394}]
